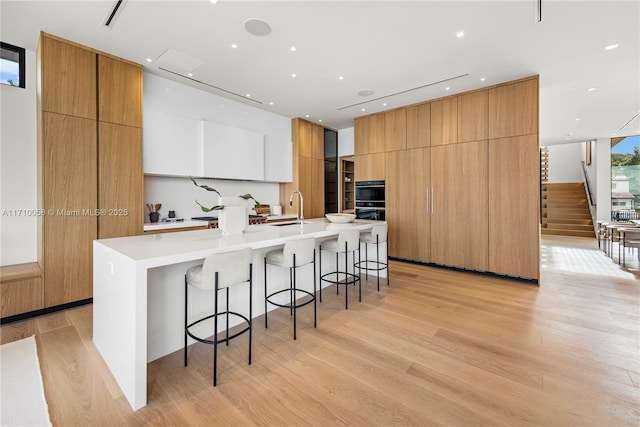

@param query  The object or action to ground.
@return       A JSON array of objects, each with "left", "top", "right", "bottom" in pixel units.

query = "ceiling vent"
[
  {"left": 337, "top": 74, "right": 469, "bottom": 110},
  {"left": 104, "top": 0, "right": 127, "bottom": 27},
  {"left": 618, "top": 111, "right": 640, "bottom": 132}
]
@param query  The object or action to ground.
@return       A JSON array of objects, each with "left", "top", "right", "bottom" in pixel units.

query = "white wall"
[
  {"left": 338, "top": 127, "right": 354, "bottom": 157},
  {"left": 143, "top": 73, "right": 291, "bottom": 220},
  {"left": 0, "top": 49, "right": 37, "bottom": 265},
  {"left": 594, "top": 137, "right": 612, "bottom": 221},
  {"left": 547, "top": 142, "right": 584, "bottom": 183}
]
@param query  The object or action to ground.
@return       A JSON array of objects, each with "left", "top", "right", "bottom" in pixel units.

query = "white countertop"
[
  {"left": 97, "top": 218, "right": 382, "bottom": 265},
  {"left": 143, "top": 220, "right": 210, "bottom": 231}
]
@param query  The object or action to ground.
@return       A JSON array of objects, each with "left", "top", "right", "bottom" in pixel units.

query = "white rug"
[{"left": 0, "top": 336, "right": 52, "bottom": 427}]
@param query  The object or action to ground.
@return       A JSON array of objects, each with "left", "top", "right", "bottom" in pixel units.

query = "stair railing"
[{"left": 580, "top": 160, "right": 596, "bottom": 207}]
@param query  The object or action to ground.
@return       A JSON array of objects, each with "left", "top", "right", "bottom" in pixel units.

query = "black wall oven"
[{"left": 355, "top": 180, "right": 385, "bottom": 220}]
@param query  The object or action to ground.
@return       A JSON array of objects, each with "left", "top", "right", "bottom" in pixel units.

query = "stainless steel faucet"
[{"left": 289, "top": 190, "right": 304, "bottom": 221}]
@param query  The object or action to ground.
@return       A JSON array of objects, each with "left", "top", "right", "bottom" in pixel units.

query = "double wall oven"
[{"left": 355, "top": 180, "right": 385, "bottom": 220}]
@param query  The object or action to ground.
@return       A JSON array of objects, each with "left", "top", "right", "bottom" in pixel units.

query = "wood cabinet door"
[
  {"left": 406, "top": 103, "right": 430, "bottom": 149},
  {"left": 311, "top": 158, "right": 325, "bottom": 217},
  {"left": 431, "top": 97, "right": 457, "bottom": 146},
  {"left": 98, "top": 122, "right": 143, "bottom": 239},
  {"left": 297, "top": 119, "right": 312, "bottom": 158},
  {"left": 354, "top": 116, "right": 370, "bottom": 156},
  {"left": 385, "top": 109, "right": 406, "bottom": 152},
  {"left": 488, "top": 77, "right": 538, "bottom": 139},
  {"left": 369, "top": 113, "right": 386, "bottom": 153},
  {"left": 386, "top": 149, "right": 430, "bottom": 261},
  {"left": 488, "top": 135, "right": 539, "bottom": 279},
  {"left": 98, "top": 55, "right": 143, "bottom": 127},
  {"left": 355, "top": 153, "right": 385, "bottom": 182},
  {"left": 40, "top": 35, "right": 96, "bottom": 119},
  {"left": 457, "top": 90, "right": 488, "bottom": 143},
  {"left": 42, "top": 113, "right": 97, "bottom": 307},
  {"left": 430, "top": 141, "right": 488, "bottom": 271},
  {"left": 311, "top": 123, "right": 324, "bottom": 160}
]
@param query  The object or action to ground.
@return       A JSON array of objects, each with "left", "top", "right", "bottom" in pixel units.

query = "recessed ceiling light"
[
  {"left": 244, "top": 18, "right": 272, "bottom": 37},
  {"left": 339, "top": 76, "right": 344, "bottom": 80},
  {"left": 480, "top": 77, "right": 486, "bottom": 82},
  {"left": 231, "top": 43, "right": 238, "bottom": 49},
  {"left": 361, "top": 108, "right": 366, "bottom": 112},
  {"left": 146, "top": 58, "right": 153, "bottom": 63},
  {"left": 604, "top": 43, "right": 619, "bottom": 51},
  {"left": 209, "top": 0, "right": 218, "bottom": 4},
  {"left": 269, "top": 102, "right": 274, "bottom": 106},
  {"left": 382, "top": 103, "right": 387, "bottom": 106},
  {"left": 246, "top": 94, "right": 251, "bottom": 97},
  {"left": 456, "top": 31, "right": 465, "bottom": 38},
  {"left": 187, "top": 73, "right": 193, "bottom": 77},
  {"left": 611, "top": 133, "right": 618, "bottom": 136},
  {"left": 318, "top": 119, "right": 322, "bottom": 123},
  {"left": 291, "top": 73, "right": 297, "bottom": 78},
  {"left": 575, "top": 118, "right": 580, "bottom": 121},
  {"left": 588, "top": 87, "right": 597, "bottom": 92},
  {"left": 290, "top": 46, "right": 297, "bottom": 52},
  {"left": 445, "top": 87, "right": 451, "bottom": 91},
  {"left": 305, "top": 115, "right": 309, "bottom": 118}
]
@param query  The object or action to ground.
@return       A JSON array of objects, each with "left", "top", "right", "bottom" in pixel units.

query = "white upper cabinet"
[
  {"left": 143, "top": 108, "right": 172, "bottom": 174},
  {"left": 143, "top": 108, "right": 203, "bottom": 176},
  {"left": 202, "top": 121, "right": 264, "bottom": 181},
  {"left": 172, "top": 116, "right": 203, "bottom": 177},
  {"left": 264, "top": 135, "right": 293, "bottom": 182}
]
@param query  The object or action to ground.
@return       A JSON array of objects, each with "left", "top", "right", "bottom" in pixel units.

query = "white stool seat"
[
  {"left": 184, "top": 247, "right": 253, "bottom": 386},
  {"left": 264, "top": 237, "right": 316, "bottom": 340},
  {"left": 319, "top": 229, "right": 361, "bottom": 309},
  {"left": 355, "top": 223, "right": 389, "bottom": 292}
]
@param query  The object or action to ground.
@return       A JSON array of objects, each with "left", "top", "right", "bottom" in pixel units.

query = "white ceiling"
[{"left": 2, "top": 0, "right": 639, "bottom": 145}]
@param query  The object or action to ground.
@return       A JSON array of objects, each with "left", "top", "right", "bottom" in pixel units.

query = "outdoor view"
[{"left": 611, "top": 135, "right": 640, "bottom": 220}]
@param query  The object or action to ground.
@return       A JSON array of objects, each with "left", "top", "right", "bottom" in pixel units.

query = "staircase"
[{"left": 541, "top": 182, "right": 595, "bottom": 238}]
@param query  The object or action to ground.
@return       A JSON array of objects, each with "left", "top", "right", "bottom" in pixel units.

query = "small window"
[{"left": 0, "top": 42, "right": 26, "bottom": 88}]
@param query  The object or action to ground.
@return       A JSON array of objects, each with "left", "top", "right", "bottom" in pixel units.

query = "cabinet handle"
[
  {"left": 426, "top": 189, "right": 429, "bottom": 212},
  {"left": 431, "top": 188, "right": 435, "bottom": 214}
]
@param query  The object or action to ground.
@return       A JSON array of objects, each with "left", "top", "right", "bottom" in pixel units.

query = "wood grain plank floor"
[{"left": 1, "top": 235, "right": 638, "bottom": 426}]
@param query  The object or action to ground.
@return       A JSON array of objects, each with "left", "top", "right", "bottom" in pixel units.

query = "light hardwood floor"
[{"left": 1, "top": 235, "right": 638, "bottom": 426}]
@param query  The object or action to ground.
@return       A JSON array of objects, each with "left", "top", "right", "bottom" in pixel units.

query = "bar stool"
[
  {"left": 184, "top": 247, "right": 253, "bottom": 386},
  {"left": 264, "top": 237, "right": 316, "bottom": 340},
  {"left": 355, "top": 223, "right": 389, "bottom": 291},
  {"left": 319, "top": 229, "right": 361, "bottom": 309}
]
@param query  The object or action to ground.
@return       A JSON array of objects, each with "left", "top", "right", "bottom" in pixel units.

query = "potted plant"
[{"left": 190, "top": 176, "right": 261, "bottom": 234}]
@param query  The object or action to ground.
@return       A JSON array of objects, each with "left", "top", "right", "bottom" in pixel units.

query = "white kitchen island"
[{"left": 93, "top": 218, "right": 386, "bottom": 410}]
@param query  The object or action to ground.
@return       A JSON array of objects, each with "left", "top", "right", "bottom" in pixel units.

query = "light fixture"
[
  {"left": 361, "top": 108, "right": 366, "bottom": 112},
  {"left": 290, "top": 46, "right": 296, "bottom": 52},
  {"left": 305, "top": 114, "right": 309, "bottom": 118},
  {"left": 480, "top": 77, "right": 486, "bottom": 82},
  {"left": 587, "top": 87, "right": 597, "bottom": 92},
  {"left": 445, "top": 86, "right": 451, "bottom": 91},
  {"left": 146, "top": 58, "right": 153, "bottom": 63},
  {"left": 187, "top": 73, "right": 193, "bottom": 77},
  {"left": 209, "top": 0, "right": 218, "bottom": 4},
  {"left": 269, "top": 101, "right": 274, "bottom": 106},
  {"left": 575, "top": 118, "right": 580, "bottom": 121},
  {"left": 231, "top": 43, "right": 238, "bottom": 49},
  {"left": 456, "top": 31, "right": 465, "bottom": 38},
  {"left": 318, "top": 119, "right": 322, "bottom": 123},
  {"left": 291, "top": 73, "right": 297, "bottom": 78},
  {"left": 339, "top": 76, "right": 344, "bottom": 80},
  {"left": 382, "top": 103, "right": 387, "bottom": 106},
  {"left": 246, "top": 93, "right": 251, "bottom": 97},
  {"left": 604, "top": 43, "right": 619, "bottom": 51}
]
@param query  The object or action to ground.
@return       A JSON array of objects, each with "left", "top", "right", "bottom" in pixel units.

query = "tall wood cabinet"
[
  {"left": 357, "top": 76, "right": 540, "bottom": 280},
  {"left": 280, "top": 118, "right": 325, "bottom": 219},
  {"left": 37, "top": 32, "right": 143, "bottom": 310}
]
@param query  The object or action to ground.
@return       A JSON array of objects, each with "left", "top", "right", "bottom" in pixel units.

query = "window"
[
  {"left": 0, "top": 42, "right": 26, "bottom": 88},
  {"left": 612, "top": 182, "right": 617, "bottom": 190}
]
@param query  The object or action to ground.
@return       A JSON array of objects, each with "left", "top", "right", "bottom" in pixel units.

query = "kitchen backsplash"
[{"left": 144, "top": 175, "right": 281, "bottom": 222}]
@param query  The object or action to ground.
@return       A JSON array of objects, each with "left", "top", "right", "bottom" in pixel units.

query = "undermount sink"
[{"left": 269, "top": 220, "right": 310, "bottom": 227}]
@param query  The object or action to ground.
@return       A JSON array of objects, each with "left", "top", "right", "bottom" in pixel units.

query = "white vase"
[{"left": 217, "top": 197, "right": 248, "bottom": 235}]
